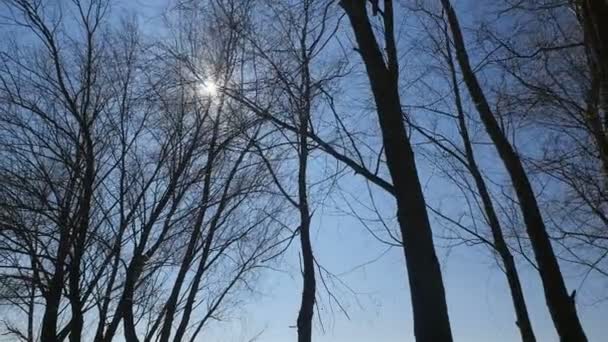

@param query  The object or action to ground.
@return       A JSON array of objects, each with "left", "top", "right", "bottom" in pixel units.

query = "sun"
[{"left": 198, "top": 80, "right": 218, "bottom": 97}]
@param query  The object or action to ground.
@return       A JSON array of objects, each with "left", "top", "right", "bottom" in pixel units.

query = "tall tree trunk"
[
  {"left": 27, "top": 279, "right": 34, "bottom": 342},
  {"left": 441, "top": 1, "right": 587, "bottom": 340},
  {"left": 68, "top": 255, "right": 84, "bottom": 342},
  {"left": 102, "top": 255, "right": 144, "bottom": 342},
  {"left": 296, "top": 5, "right": 316, "bottom": 341},
  {"left": 444, "top": 27, "right": 536, "bottom": 342},
  {"left": 455, "top": 82, "right": 536, "bottom": 342},
  {"left": 340, "top": 2, "right": 453, "bottom": 341},
  {"left": 296, "top": 210, "right": 315, "bottom": 342},
  {"left": 123, "top": 274, "right": 141, "bottom": 342},
  {"left": 41, "top": 206, "right": 73, "bottom": 342},
  {"left": 69, "top": 134, "right": 95, "bottom": 342},
  {"left": 41, "top": 280, "right": 62, "bottom": 342}
]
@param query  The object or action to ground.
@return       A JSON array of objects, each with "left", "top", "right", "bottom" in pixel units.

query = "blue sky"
[
  {"left": 114, "top": 1, "right": 608, "bottom": 341},
  {"left": 193, "top": 206, "right": 607, "bottom": 341},
  {"left": 36, "top": 0, "right": 607, "bottom": 341}
]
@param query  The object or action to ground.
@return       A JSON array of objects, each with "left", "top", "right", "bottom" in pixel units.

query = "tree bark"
[
  {"left": 68, "top": 133, "right": 95, "bottom": 342},
  {"left": 340, "top": 2, "right": 453, "bottom": 341},
  {"left": 441, "top": 1, "right": 587, "bottom": 340},
  {"left": 444, "top": 28, "right": 536, "bottom": 341},
  {"left": 296, "top": 5, "right": 316, "bottom": 341},
  {"left": 41, "top": 205, "right": 73, "bottom": 342},
  {"left": 296, "top": 48, "right": 315, "bottom": 342}
]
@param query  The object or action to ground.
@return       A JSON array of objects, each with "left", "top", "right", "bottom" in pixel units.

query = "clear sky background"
[{"left": 119, "top": 1, "right": 608, "bottom": 341}]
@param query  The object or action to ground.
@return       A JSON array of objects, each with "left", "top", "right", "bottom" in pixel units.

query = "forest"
[{"left": 0, "top": 0, "right": 606, "bottom": 341}]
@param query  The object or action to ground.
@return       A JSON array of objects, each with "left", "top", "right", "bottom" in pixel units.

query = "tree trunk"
[
  {"left": 102, "top": 255, "right": 144, "bottom": 342},
  {"left": 41, "top": 210, "right": 72, "bottom": 342},
  {"left": 296, "top": 6, "right": 316, "bottom": 341},
  {"left": 41, "top": 280, "right": 62, "bottom": 342},
  {"left": 441, "top": 1, "right": 587, "bottom": 340},
  {"left": 460, "top": 111, "right": 536, "bottom": 342},
  {"left": 296, "top": 212, "right": 315, "bottom": 342},
  {"left": 296, "top": 63, "right": 315, "bottom": 342},
  {"left": 69, "top": 135, "right": 95, "bottom": 342},
  {"left": 340, "top": 2, "right": 453, "bottom": 341},
  {"left": 443, "top": 28, "right": 536, "bottom": 342}
]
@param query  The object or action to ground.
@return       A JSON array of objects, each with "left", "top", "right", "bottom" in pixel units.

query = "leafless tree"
[
  {"left": 337, "top": 1, "right": 454, "bottom": 341},
  {"left": 221, "top": 0, "right": 349, "bottom": 340},
  {"left": 472, "top": 0, "right": 608, "bottom": 284},
  {"left": 0, "top": 1, "right": 282, "bottom": 341},
  {"left": 439, "top": 0, "right": 588, "bottom": 340},
  {"left": 393, "top": 8, "right": 538, "bottom": 340}
]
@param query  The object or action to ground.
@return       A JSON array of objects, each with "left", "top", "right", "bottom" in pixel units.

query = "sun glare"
[{"left": 198, "top": 81, "right": 218, "bottom": 97}]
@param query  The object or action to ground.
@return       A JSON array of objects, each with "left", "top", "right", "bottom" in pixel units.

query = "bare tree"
[
  {"left": 0, "top": 1, "right": 282, "bottom": 341},
  {"left": 396, "top": 9, "right": 538, "bottom": 340},
  {"left": 439, "top": 0, "right": 588, "bottom": 340},
  {"left": 337, "top": 1, "right": 453, "bottom": 341},
  {"left": 223, "top": 0, "right": 348, "bottom": 340},
  {"left": 479, "top": 0, "right": 608, "bottom": 283}
]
